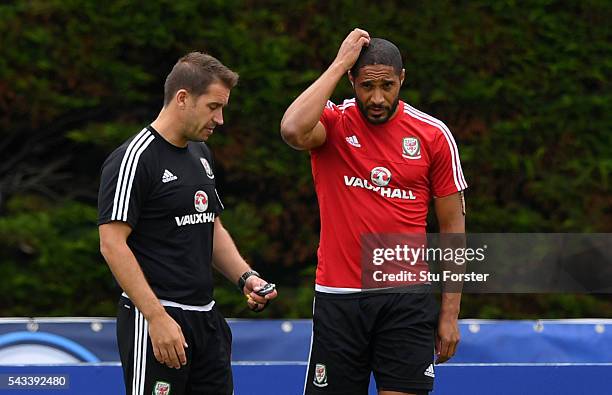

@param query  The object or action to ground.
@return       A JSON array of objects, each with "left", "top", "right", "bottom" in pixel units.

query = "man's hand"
[
  {"left": 148, "top": 312, "right": 188, "bottom": 369},
  {"left": 243, "top": 275, "right": 278, "bottom": 312},
  {"left": 435, "top": 312, "right": 460, "bottom": 364},
  {"left": 332, "top": 28, "right": 371, "bottom": 72}
]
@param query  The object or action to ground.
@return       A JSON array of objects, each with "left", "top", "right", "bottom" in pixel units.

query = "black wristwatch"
[{"left": 237, "top": 270, "right": 260, "bottom": 292}]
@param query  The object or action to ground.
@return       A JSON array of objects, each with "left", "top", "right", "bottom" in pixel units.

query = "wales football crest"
[
  {"left": 313, "top": 363, "right": 328, "bottom": 387},
  {"left": 402, "top": 137, "right": 421, "bottom": 159},
  {"left": 152, "top": 381, "right": 170, "bottom": 395}
]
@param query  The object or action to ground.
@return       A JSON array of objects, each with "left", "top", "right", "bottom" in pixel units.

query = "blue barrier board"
[{"left": 0, "top": 363, "right": 611, "bottom": 395}]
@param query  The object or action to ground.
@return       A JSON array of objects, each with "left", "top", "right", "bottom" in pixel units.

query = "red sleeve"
[
  {"left": 430, "top": 127, "right": 468, "bottom": 198},
  {"left": 320, "top": 100, "right": 341, "bottom": 132}
]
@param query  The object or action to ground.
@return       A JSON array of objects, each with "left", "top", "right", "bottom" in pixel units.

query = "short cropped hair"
[
  {"left": 350, "top": 38, "right": 403, "bottom": 77},
  {"left": 163, "top": 52, "right": 239, "bottom": 106}
]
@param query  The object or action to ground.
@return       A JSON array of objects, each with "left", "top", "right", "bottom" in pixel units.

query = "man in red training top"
[{"left": 281, "top": 29, "right": 467, "bottom": 395}]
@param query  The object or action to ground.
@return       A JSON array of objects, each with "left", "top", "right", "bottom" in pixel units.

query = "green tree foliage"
[{"left": 0, "top": 0, "right": 610, "bottom": 317}]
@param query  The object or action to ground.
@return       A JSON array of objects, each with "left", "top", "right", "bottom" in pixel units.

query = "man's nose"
[
  {"left": 213, "top": 109, "right": 224, "bottom": 125},
  {"left": 371, "top": 89, "right": 385, "bottom": 106}
]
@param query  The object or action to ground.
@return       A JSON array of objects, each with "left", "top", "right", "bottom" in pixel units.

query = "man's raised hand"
[{"left": 333, "top": 28, "right": 370, "bottom": 72}]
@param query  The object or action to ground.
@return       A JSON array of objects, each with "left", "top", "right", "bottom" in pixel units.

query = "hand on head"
[{"left": 334, "top": 28, "right": 370, "bottom": 72}]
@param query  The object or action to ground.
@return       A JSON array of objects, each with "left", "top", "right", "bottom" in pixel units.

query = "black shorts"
[
  {"left": 304, "top": 291, "right": 439, "bottom": 395},
  {"left": 116, "top": 296, "right": 233, "bottom": 395}
]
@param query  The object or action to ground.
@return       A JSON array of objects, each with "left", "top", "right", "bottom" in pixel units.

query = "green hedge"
[{"left": 0, "top": 0, "right": 610, "bottom": 317}]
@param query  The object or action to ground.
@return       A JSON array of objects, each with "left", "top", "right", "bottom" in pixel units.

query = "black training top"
[{"left": 98, "top": 125, "right": 223, "bottom": 305}]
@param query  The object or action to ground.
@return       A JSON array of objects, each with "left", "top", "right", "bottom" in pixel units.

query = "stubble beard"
[{"left": 355, "top": 94, "right": 400, "bottom": 125}]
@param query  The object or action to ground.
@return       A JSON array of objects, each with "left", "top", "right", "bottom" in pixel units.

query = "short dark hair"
[
  {"left": 163, "top": 52, "right": 239, "bottom": 106},
  {"left": 350, "top": 38, "right": 403, "bottom": 77}
]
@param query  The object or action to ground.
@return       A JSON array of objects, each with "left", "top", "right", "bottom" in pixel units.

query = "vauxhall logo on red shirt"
[
  {"left": 343, "top": 166, "right": 416, "bottom": 200},
  {"left": 371, "top": 166, "right": 391, "bottom": 186}
]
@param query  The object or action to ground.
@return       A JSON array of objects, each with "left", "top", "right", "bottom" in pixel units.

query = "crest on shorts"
[
  {"left": 313, "top": 363, "right": 328, "bottom": 387},
  {"left": 153, "top": 381, "right": 171, "bottom": 395},
  {"left": 402, "top": 137, "right": 421, "bottom": 159},
  {"left": 200, "top": 157, "right": 215, "bottom": 179}
]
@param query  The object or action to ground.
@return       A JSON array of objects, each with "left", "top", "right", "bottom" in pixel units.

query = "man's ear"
[
  {"left": 348, "top": 71, "right": 355, "bottom": 88},
  {"left": 400, "top": 69, "right": 405, "bottom": 86},
  {"left": 176, "top": 89, "right": 188, "bottom": 109}
]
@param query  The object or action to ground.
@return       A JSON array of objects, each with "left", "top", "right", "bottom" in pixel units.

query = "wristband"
[{"left": 237, "top": 270, "right": 260, "bottom": 292}]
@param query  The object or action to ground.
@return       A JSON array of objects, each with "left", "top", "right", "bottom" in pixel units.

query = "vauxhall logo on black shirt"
[{"left": 175, "top": 190, "right": 215, "bottom": 227}]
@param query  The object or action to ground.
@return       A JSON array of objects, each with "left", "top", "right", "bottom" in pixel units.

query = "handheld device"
[{"left": 255, "top": 283, "right": 276, "bottom": 297}]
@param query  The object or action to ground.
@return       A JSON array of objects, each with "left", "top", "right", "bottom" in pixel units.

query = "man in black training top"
[{"left": 98, "top": 52, "right": 277, "bottom": 395}]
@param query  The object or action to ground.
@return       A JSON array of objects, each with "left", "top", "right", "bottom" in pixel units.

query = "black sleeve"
[
  {"left": 214, "top": 187, "right": 225, "bottom": 214},
  {"left": 199, "top": 143, "right": 225, "bottom": 215},
  {"left": 98, "top": 143, "right": 153, "bottom": 228}
]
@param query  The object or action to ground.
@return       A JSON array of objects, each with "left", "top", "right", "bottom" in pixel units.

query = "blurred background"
[{"left": 0, "top": 0, "right": 610, "bottom": 320}]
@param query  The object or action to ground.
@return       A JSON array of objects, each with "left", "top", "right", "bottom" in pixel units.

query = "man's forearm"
[
  {"left": 280, "top": 62, "right": 345, "bottom": 138},
  {"left": 439, "top": 231, "right": 464, "bottom": 316},
  {"left": 439, "top": 231, "right": 465, "bottom": 318},
  {"left": 212, "top": 220, "right": 251, "bottom": 284},
  {"left": 435, "top": 192, "right": 466, "bottom": 318},
  {"left": 440, "top": 291, "right": 461, "bottom": 316},
  {"left": 101, "top": 242, "right": 165, "bottom": 320}
]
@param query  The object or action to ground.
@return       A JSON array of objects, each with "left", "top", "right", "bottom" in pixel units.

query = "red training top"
[{"left": 311, "top": 99, "right": 468, "bottom": 293}]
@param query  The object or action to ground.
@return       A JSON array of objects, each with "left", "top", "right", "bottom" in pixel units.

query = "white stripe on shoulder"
[
  {"left": 111, "top": 128, "right": 148, "bottom": 221},
  {"left": 338, "top": 104, "right": 356, "bottom": 113},
  {"left": 403, "top": 105, "right": 463, "bottom": 191},
  {"left": 337, "top": 98, "right": 356, "bottom": 111},
  {"left": 215, "top": 188, "right": 225, "bottom": 210},
  {"left": 403, "top": 104, "right": 467, "bottom": 190},
  {"left": 325, "top": 100, "right": 336, "bottom": 109},
  {"left": 121, "top": 133, "right": 155, "bottom": 221},
  {"left": 115, "top": 130, "right": 153, "bottom": 221}
]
